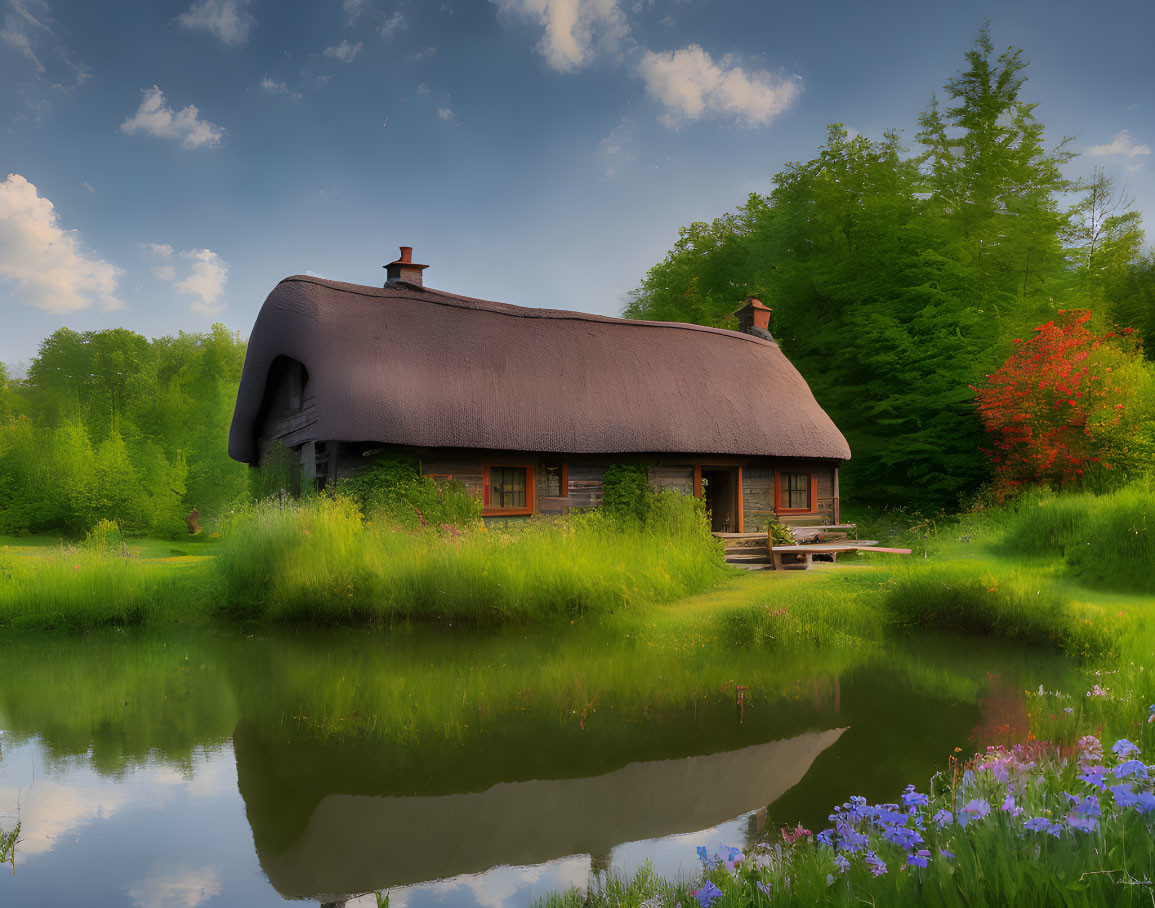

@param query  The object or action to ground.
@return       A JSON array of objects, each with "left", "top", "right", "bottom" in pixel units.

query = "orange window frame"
[
  {"left": 482, "top": 463, "right": 536, "bottom": 516},
  {"left": 541, "top": 463, "right": 569, "bottom": 498},
  {"left": 774, "top": 468, "right": 817, "bottom": 514}
]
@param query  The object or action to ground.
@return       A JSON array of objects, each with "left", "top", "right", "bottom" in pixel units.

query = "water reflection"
[
  {"left": 0, "top": 630, "right": 1080, "bottom": 907},
  {"left": 245, "top": 728, "right": 845, "bottom": 897}
]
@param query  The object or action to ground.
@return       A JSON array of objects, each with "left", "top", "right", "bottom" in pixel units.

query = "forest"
[
  {"left": 625, "top": 28, "right": 1155, "bottom": 510},
  {"left": 0, "top": 323, "right": 248, "bottom": 537}
]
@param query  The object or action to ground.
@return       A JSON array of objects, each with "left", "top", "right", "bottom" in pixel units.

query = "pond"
[{"left": 0, "top": 626, "right": 1077, "bottom": 907}]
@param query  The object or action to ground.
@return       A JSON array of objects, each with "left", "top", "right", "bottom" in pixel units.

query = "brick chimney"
[
  {"left": 731, "top": 297, "right": 773, "bottom": 338},
  {"left": 384, "top": 246, "right": 428, "bottom": 287}
]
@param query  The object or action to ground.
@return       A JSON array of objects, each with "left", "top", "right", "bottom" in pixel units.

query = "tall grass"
[
  {"left": 212, "top": 491, "right": 729, "bottom": 626},
  {"left": 1064, "top": 481, "right": 1155, "bottom": 593},
  {"left": 883, "top": 565, "right": 1107, "bottom": 655},
  {"left": 1002, "top": 480, "right": 1155, "bottom": 593},
  {"left": 0, "top": 543, "right": 197, "bottom": 630}
]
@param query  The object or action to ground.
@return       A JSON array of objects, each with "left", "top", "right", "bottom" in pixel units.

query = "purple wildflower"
[
  {"left": 1148, "top": 705, "right": 1155, "bottom": 724},
  {"left": 1112, "top": 738, "right": 1142, "bottom": 759},
  {"left": 721, "top": 845, "right": 744, "bottom": 870},
  {"left": 1137, "top": 791, "right": 1155, "bottom": 815},
  {"left": 696, "top": 846, "right": 710, "bottom": 865},
  {"left": 940, "top": 848, "right": 955, "bottom": 862},
  {"left": 958, "top": 798, "right": 991, "bottom": 827},
  {"left": 1023, "top": 816, "right": 1063, "bottom": 837},
  {"left": 756, "top": 880, "right": 772, "bottom": 901},
  {"left": 1001, "top": 794, "right": 1023, "bottom": 817},
  {"left": 1067, "top": 814, "right": 1098, "bottom": 833},
  {"left": 837, "top": 828, "right": 868, "bottom": 854},
  {"left": 693, "top": 880, "right": 723, "bottom": 908},
  {"left": 1114, "top": 759, "right": 1148, "bottom": 780},
  {"left": 864, "top": 850, "right": 888, "bottom": 877},
  {"left": 816, "top": 830, "right": 833, "bottom": 848},
  {"left": 902, "top": 785, "right": 929, "bottom": 810},
  {"left": 882, "top": 825, "right": 924, "bottom": 850},
  {"left": 1067, "top": 794, "right": 1101, "bottom": 818},
  {"left": 872, "top": 806, "right": 908, "bottom": 828},
  {"left": 1078, "top": 766, "right": 1107, "bottom": 790},
  {"left": 907, "top": 849, "right": 931, "bottom": 868},
  {"left": 1111, "top": 783, "right": 1141, "bottom": 808},
  {"left": 932, "top": 809, "right": 954, "bottom": 830},
  {"left": 833, "top": 853, "right": 850, "bottom": 874}
]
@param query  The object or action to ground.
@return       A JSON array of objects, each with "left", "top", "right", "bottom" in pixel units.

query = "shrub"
[
  {"left": 338, "top": 454, "right": 481, "bottom": 529},
  {"left": 975, "top": 310, "right": 1155, "bottom": 492},
  {"left": 248, "top": 441, "right": 300, "bottom": 500},
  {"left": 767, "top": 520, "right": 794, "bottom": 547},
  {"left": 84, "top": 518, "right": 125, "bottom": 553},
  {"left": 601, "top": 464, "right": 652, "bottom": 524}
]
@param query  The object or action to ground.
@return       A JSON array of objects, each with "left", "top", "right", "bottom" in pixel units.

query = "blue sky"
[{"left": 2, "top": 0, "right": 1152, "bottom": 366}]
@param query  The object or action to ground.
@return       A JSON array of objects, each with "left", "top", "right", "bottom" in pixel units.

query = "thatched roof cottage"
[{"left": 228, "top": 248, "right": 850, "bottom": 532}]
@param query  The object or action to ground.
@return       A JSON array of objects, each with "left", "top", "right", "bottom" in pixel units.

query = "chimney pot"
[
  {"left": 384, "top": 245, "right": 428, "bottom": 288},
  {"left": 730, "top": 297, "right": 774, "bottom": 339}
]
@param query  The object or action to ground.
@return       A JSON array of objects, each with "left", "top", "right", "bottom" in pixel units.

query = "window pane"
[
  {"left": 490, "top": 467, "right": 527, "bottom": 509},
  {"left": 784, "top": 472, "right": 809, "bottom": 509},
  {"left": 545, "top": 465, "right": 561, "bottom": 497}
]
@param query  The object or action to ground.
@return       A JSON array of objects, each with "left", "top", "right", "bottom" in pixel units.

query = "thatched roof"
[{"left": 228, "top": 276, "right": 851, "bottom": 464}]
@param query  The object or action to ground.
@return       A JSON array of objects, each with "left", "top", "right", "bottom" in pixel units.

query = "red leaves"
[{"left": 974, "top": 309, "right": 1143, "bottom": 490}]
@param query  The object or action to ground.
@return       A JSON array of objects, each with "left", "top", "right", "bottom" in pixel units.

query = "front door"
[{"left": 700, "top": 467, "right": 741, "bottom": 533}]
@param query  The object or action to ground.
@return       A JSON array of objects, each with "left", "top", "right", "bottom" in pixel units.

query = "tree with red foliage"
[{"left": 974, "top": 311, "right": 1154, "bottom": 491}]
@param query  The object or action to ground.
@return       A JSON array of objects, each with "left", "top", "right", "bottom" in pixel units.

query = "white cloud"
[
  {"left": 379, "top": 10, "right": 406, "bottom": 38},
  {"left": 1126, "top": 163, "right": 1143, "bottom": 174},
  {"left": 121, "top": 86, "right": 225, "bottom": 149},
  {"left": 1086, "top": 130, "right": 1151, "bottom": 159},
  {"left": 437, "top": 106, "right": 454, "bottom": 120},
  {"left": 323, "top": 39, "right": 362, "bottom": 62},
  {"left": 259, "top": 76, "right": 301, "bottom": 99},
  {"left": 343, "top": 0, "right": 368, "bottom": 25},
  {"left": 416, "top": 82, "right": 430, "bottom": 95},
  {"left": 142, "top": 243, "right": 229, "bottom": 314},
  {"left": 492, "top": 0, "right": 628, "bottom": 72},
  {"left": 596, "top": 116, "right": 633, "bottom": 180},
  {"left": 408, "top": 45, "right": 436, "bottom": 60},
  {"left": 81, "top": 181, "right": 95, "bottom": 192},
  {"left": 139, "top": 242, "right": 174, "bottom": 258},
  {"left": 125, "top": 864, "right": 222, "bottom": 908},
  {"left": 174, "top": 249, "right": 228, "bottom": 314},
  {"left": 0, "top": 0, "right": 90, "bottom": 87},
  {"left": 637, "top": 44, "right": 801, "bottom": 129},
  {"left": 177, "top": 0, "right": 254, "bottom": 47},
  {"left": 0, "top": 173, "right": 123, "bottom": 314}
]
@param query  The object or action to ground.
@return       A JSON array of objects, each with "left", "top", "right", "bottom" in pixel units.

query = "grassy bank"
[{"left": 212, "top": 492, "right": 729, "bottom": 626}]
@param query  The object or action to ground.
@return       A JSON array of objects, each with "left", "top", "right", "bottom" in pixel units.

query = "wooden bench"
[
  {"left": 769, "top": 541, "right": 912, "bottom": 571},
  {"left": 784, "top": 524, "right": 858, "bottom": 543}
]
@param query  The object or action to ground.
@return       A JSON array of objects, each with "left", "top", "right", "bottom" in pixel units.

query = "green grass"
[
  {"left": 0, "top": 543, "right": 205, "bottom": 631},
  {"left": 211, "top": 492, "right": 730, "bottom": 626},
  {"left": 1002, "top": 480, "right": 1155, "bottom": 594}
]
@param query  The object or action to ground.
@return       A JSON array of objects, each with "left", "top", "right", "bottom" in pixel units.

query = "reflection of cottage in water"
[
  {"left": 228, "top": 248, "right": 851, "bottom": 533},
  {"left": 238, "top": 726, "right": 845, "bottom": 900}
]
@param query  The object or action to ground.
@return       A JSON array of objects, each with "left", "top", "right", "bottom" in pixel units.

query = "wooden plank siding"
[{"left": 253, "top": 411, "right": 843, "bottom": 528}]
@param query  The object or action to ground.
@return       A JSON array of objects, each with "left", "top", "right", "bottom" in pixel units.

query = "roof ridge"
[{"left": 278, "top": 275, "right": 776, "bottom": 348}]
